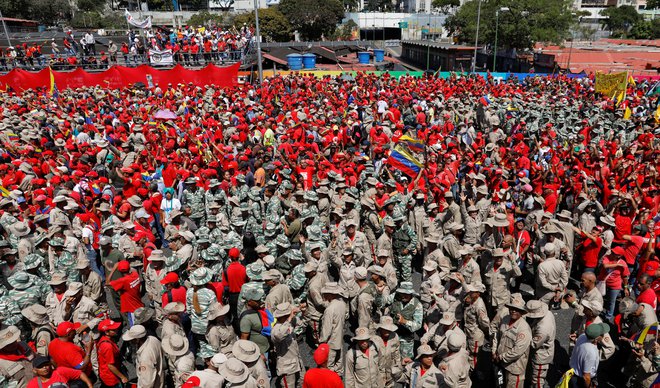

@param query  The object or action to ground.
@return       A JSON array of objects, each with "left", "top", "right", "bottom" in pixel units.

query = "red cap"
[
  {"left": 611, "top": 246, "right": 626, "bottom": 256},
  {"left": 160, "top": 272, "right": 179, "bottom": 285},
  {"left": 98, "top": 319, "right": 121, "bottom": 332},
  {"left": 182, "top": 376, "right": 201, "bottom": 388},
  {"left": 313, "top": 343, "right": 330, "bottom": 365},
  {"left": 56, "top": 321, "right": 81, "bottom": 337},
  {"left": 117, "top": 260, "right": 130, "bottom": 272},
  {"left": 644, "top": 260, "right": 660, "bottom": 276},
  {"left": 228, "top": 247, "right": 240, "bottom": 259},
  {"left": 35, "top": 194, "right": 47, "bottom": 201}
]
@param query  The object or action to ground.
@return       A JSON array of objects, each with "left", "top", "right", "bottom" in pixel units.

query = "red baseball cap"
[
  {"left": 117, "top": 260, "right": 130, "bottom": 272},
  {"left": 160, "top": 272, "right": 179, "bottom": 285},
  {"left": 228, "top": 247, "right": 240, "bottom": 259},
  {"left": 644, "top": 260, "right": 660, "bottom": 276},
  {"left": 56, "top": 321, "right": 81, "bottom": 337},
  {"left": 314, "top": 343, "right": 330, "bottom": 365},
  {"left": 98, "top": 319, "right": 121, "bottom": 332}
]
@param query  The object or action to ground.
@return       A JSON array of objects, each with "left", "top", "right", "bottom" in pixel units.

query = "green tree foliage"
[
  {"left": 600, "top": 6, "right": 641, "bottom": 37},
  {"left": 0, "top": 0, "right": 72, "bottom": 24},
  {"left": 279, "top": 0, "right": 344, "bottom": 41},
  {"left": 363, "top": 0, "right": 393, "bottom": 11},
  {"left": 187, "top": 11, "right": 224, "bottom": 28},
  {"left": 432, "top": 0, "right": 460, "bottom": 13},
  {"left": 331, "top": 19, "right": 358, "bottom": 40},
  {"left": 646, "top": 0, "right": 660, "bottom": 9},
  {"left": 445, "top": 0, "right": 574, "bottom": 50},
  {"left": 234, "top": 7, "right": 292, "bottom": 42},
  {"left": 77, "top": 0, "right": 104, "bottom": 12},
  {"left": 71, "top": 11, "right": 125, "bottom": 29}
]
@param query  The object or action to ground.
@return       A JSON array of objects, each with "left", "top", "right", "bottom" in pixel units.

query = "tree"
[
  {"left": 234, "top": 7, "right": 292, "bottom": 42},
  {"left": 432, "top": 0, "right": 459, "bottom": 14},
  {"left": 77, "top": 0, "right": 104, "bottom": 12},
  {"left": 647, "top": 0, "right": 660, "bottom": 9},
  {"left": 445, "top": 0, "right": 574, "bottom": 51},
  {"left": 0, "top": 0, "right": 71, "bottom": 24},
  {"left": 279, "top": 0, "right": 344, "bottom": 41},
  {"left": 629, "top": 20, "right": 652, "bottom": 39},
  {"left": 600, "top": 5, "right": 641, "bottom": 37},
  {"left": 188, "top": 11, "right": 224, "bottom": 28}
]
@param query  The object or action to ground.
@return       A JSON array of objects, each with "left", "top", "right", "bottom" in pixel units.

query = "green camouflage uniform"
[
  {"left": 184, "top": 188, "right": 206, "bottom": 224},
  {"left": 186, "top": 287, "right": 216, "bottom": 335},
  {"left": 54, "top": 251, "right": 79, "bottom": 282},
  {"left": 387, "top": 295, "right": 422, "bottom": 359},
  {"left": 236, "top": 281, "right": 265, "bottom": 316},
  {"left": 392, "top": 224, "right": 417, "bottom": 283},
  {"left": 205, "top": 190, "right": 227, "bottom": 219},
  {"left": 0, "top": 288, "right": 22, "bottom": 326},
  {"left": 287, "top": 263, "right": 307, "bottom": 303},
  {"left": 7, "top": 272, "right": 47, "bottom": 309}
]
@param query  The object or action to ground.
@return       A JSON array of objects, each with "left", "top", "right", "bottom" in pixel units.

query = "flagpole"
[{"left": 0, "top": 9, "right": 12, "bottom": 48}]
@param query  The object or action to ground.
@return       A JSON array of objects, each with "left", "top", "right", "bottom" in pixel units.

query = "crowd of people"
[
  {"left": 0, "top": 71, "right": 658, "bottom": 388},
  {"left": 0, "top": 24, "right": 253, "bottom": 72}
]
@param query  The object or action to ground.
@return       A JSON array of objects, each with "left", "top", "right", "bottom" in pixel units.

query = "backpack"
[{"left": 240, "top": 309, "right": 275, "bottom": 337}]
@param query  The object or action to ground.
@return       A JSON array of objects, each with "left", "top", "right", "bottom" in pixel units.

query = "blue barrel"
[
  {"left": 38, "top": 25, "right": 46, "bottom": 32},
  {"left": 287, "top": 54, "right": 303, "bottom": 70},
  {"left": 374, "top": 49, "right": 385, "bottom": 62},
  {"left": 302, "top": 53, "right": 316, "bottom": 69},
  {"left": 358, "top": 51, "right": 370, "bottom": 64}
]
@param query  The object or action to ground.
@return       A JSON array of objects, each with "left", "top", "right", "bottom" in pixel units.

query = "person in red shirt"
[
  {"left": 222, "top": 247, "right": 247, "bottom": 320},
  {"left": 574, "top": 225, "right": 603, "bottom": 273},
  {"left": 302, "top": 343, "right": 343, "bottom": 388},
  {"left": 161, "top": 272, "right": 188, "bottom": 307},
  {"left": 48, "top": 322, "right": 94, "bottom": 376},
  {"left": 636, "top": 272, "right": 657, "bottom": 310},
  {"left": 108, "top": 260, "right": 144, "bottom": 325},
  {"left": 96, "top": 319, "right": 128, "bottom": 387},
  {"left": 621, "top": 226, "right": 652, "bottom": 271},
  {"left": 27, "top": 356, "right": 93, "bottom": 388},
  {"left": 599, "top": 247, "right": 630, "bottom": 321}
]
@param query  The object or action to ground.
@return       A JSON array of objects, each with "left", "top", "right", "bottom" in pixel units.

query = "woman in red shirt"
[
  {"left": 599, "top": 251, "right": 630, "bottom": 321},
  {"left": 574, "top": 225, "right": 603, "bottom": 273},
  {"left": 96, "top": 319, "right": 128, "bottom": 387},
  {"left": 108, "top": 260, "right": 145, "bottom": 324}
]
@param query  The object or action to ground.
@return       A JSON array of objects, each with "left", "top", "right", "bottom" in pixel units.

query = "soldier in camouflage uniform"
[
  {"left": 360, "top": 198, "right": 381, "bottom": 258},
  {"left": 232, "top": 175, "right": 249, "bottom": 203},
  {"left": 383, "top": 282, "right": 422, "bottom": 359},
  {"left": 49, "top": 237, "right": 79, "bottom": 282},
  {"left": 226, "top": 219, "right": 245, "bottom": 251},
  {"left": 236, "top": 262, "right": 266, "bottom": 316},
  {"left": 286, "top": 250, "right": 308, "bottom": 303},
  {"left": 22, "top": 254, "right": 51, "bottom": 290},
  {"left": 0, "top": 287, "right": 22, "bottom": 326},
  {"left": 197, "top": 237, "right": 224, "bottom": 277},
  {"left": 205, "top": 179, "right": 227, "bottom": 220},
  {"left": 391, "top": 214, "right": 418, "bottom": 283},
  {"left": 7, "top": 272, "right": 47, "bottom": 310},
  {"left": 183, "top": 177, "right": 206, "bottom": 226},
  {"left": 273, "top": 235, "right": 292, "bottom": 275}
]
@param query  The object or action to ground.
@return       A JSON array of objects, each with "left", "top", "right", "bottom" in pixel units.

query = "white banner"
[
  {"left": 149, "top": 49, "right": 174, "bottom": 66},
  {"left": 125, "top": 10, "right": 152, "bottom": 29}
]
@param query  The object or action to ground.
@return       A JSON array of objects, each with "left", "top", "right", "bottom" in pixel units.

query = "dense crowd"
[
  {"left": 0, "top": 24, "right": 253, "bottom": 71},
  {"left": 0, "top": 71, "right": 658, "bottom": 388}
]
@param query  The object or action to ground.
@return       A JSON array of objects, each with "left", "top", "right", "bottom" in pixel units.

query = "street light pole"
[
  {"left": 254, "top": 0, "right": 263, "bottom": 84},
  {"left": 493, "top": 7, "right": 508, "bottom": 72},
  {"left": 471, "top": 0, "right": 481, "bottom": 73}
]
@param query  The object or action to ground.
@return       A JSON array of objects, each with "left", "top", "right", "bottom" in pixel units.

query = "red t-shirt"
[
  {"left": 162, "top": 285, "right": 188, "bottom": 308},
  {"left": 580, "top": 234, "right": 602, "bottom": 269},
  {"left": 48, "top": 339, "right": 91, "bottom": 375},
  {"left": 97, "top": 336, "right": 120, "bottom": 386},
  {"left": 109, "top": 271, "right": 144, "bottom": 313},
  {"left": 637, "top": 287, "right": 658, "bottom": 310},
  {"left": 223, "top": 261, "right": 247, "bottom": 293},
  {"left": 302, "top": 368, "right": 343, "bottom": 388},
  {"left": 623, "top": 235, "right": 648, "bottom": 266},
  {"left": 599, "top": 257, "right": 630, "bottom": 290},
  {"left": 27, "top": 367, "right": 82, "bottom": 388}
]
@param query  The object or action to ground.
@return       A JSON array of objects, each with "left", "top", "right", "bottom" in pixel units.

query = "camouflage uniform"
[
  {"left": 237, "top": 281, "right": 265, "bottom": 316},
  {"left": 385, "top": 285, "right": 422, "bottom": 359},
  {"left": 0, "top": 288, "right": 22, "bottom": 326},
  {"left": 183, "top": 187, "right": 206, "bottom": 225},
  {"left": 7, "top": 272, "right": 47, "bottom": 310},
  {"left": 186, "top": 287, "right": 217, "bottom": 336},
  {"left": 287, "top": 263, "right": 307, "bottom": 303},
  {"left": 392, "top": 223, "right": 417, "bottom": 283},
  {"left": 205, "top": 188, "right": 227, "bottom": 220}
]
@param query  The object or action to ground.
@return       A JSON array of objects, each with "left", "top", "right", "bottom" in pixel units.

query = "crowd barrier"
[{"left": 0, "top": 63, "right": 240, "bottom": 92}]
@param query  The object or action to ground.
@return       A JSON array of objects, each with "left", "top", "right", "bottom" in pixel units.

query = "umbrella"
[{"left": 154, "top": 109, "right": 177, "bottom": 120}]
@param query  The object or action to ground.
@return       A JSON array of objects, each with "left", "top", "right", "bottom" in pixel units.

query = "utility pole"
[
  {"left": 471, "top": 0, "right": 481, "bottom": 73},
  {"left": 254, "top": 0, "right": 263, "bottom": 84}
]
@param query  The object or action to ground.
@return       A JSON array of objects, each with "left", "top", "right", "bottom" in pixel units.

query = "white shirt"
[
  {"left": 569, "top": 334, "right": 599, "bottom": 378},
  {"left": 160, "top": 197, "right": 181, "bottom": 224}
]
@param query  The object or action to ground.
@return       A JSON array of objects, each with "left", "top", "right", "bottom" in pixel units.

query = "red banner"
[{"left": 0, "top": 63, "right": 239, "bottom": 92}]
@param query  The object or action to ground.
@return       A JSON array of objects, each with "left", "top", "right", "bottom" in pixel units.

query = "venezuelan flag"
[
  {"left": 479, "top": 94, "right": 491, "bottom": 106},
  {"left": 630, "top": 322, "right": 658, "bottom": 344},
  {"left": 7, "top": 133, "right": 19, "bottom": 142},
  {"left": 398, "top": 135, "right": 425, "bottom": 153},
  {"left": 0, "top": 186, "right": 10, "bottom": 197},
  {"left": 49, "top": 67, "right": 59, "bottom": 98},
  {"left": 387, "top": 145, "right": 423, "bottom": 178},
  {"left": 651, "top": 373, "right": 660, "bottom": 388}
]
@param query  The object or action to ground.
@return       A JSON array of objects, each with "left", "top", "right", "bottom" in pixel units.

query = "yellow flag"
[
  {"left": 616, "top": 91, "right": 625, "bottom": 106},
  {"left": 624, "top": 106, "right": 632, "bottom": 120},
  {"left": 655, "top": 105, "right": 660, "bottom": 123},
  {"left": 595, "top": 72, "right": 628, "bottom": 99},
  {"left": 628, "top": 75, "right": 636, "bottom": 87}
]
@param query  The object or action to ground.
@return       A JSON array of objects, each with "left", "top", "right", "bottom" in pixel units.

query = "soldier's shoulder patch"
[
  {"left": 533, "top": 336, "right": 541, "bottom": 342},
  {"left": 138, "top": 365, "right": 147, "bottom": 372},
  {"left": 517, "top": 332, "right": 526, "bottom": 340},
  {"left": 37, "top": 339, "right": 47, "bottom": 347}
]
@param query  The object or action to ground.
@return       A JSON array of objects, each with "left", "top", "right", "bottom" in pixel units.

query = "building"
[{"left": 401, "top": 40, "right": 474, "bottom": 71}]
